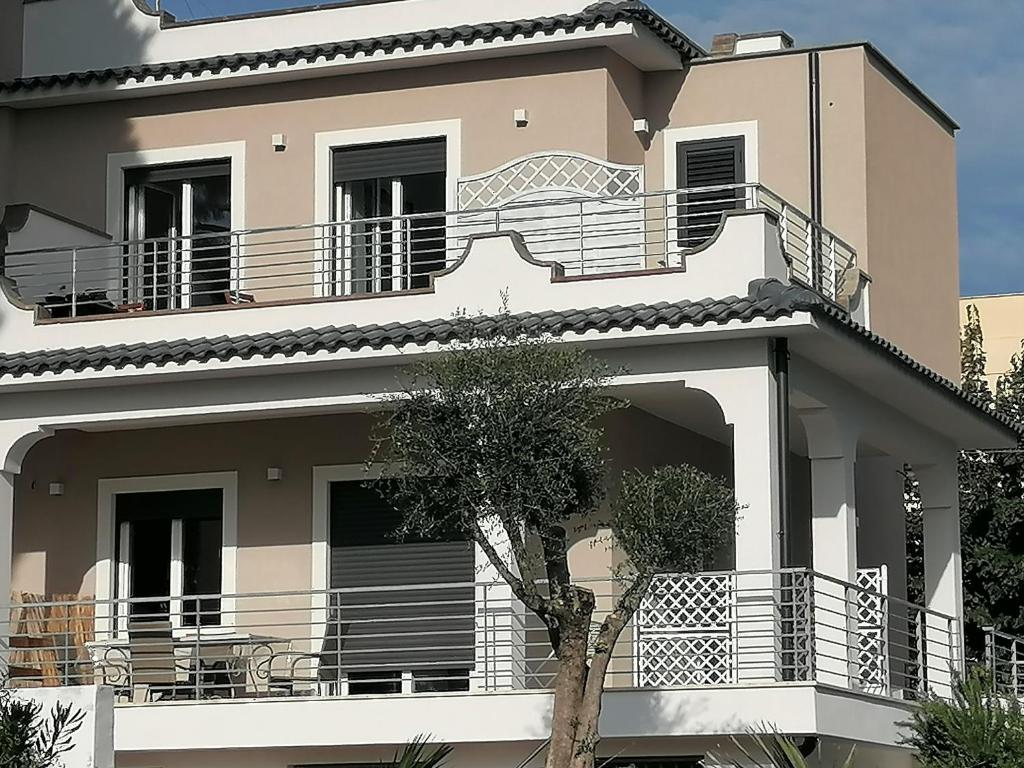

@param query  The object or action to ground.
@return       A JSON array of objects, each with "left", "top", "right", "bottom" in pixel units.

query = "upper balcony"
[{"left": 1, "top": 182, "right": 858, "bottom": 326}]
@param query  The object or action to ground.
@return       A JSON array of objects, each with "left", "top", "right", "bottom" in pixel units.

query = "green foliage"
[
  {"left": 0, "top": 687, "right": 85, "bottom": 768},
  {"left": 386, "top": 735, "right": 453, "bottom": 768},
  {"left": 372, "top": 313, "right": 623, "bottom": 558},
  {"left": 704, "top": 727, "right": 854, "bottom": 768},
  {"left": 901, "top": 668, "right": 1024, "bottom": 767},
  {"left": 372, "top": 311, "right": 739, "bottom": 768},
  {"left": 953, "top": 310, "right": 1024, "bottom": 652},
  {"left": 961, "top": 304, "right": 994, "bottom": 407},
  {"left": 613, "top": 465, "right": 738, "bottom": 577}
]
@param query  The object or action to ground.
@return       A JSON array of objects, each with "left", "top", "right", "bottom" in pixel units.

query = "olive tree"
[
  {"left": 371, "top": 315, "right": 738, "bottom": 768},
  {"left": 0, "top": 685, "right": 84, "bottom": 768}
]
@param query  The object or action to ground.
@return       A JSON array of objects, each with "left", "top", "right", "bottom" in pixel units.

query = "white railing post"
[
  {"left": 578, "top": 199, "right": 586, "bottom": 275},
  {"left": 231, "top": 231, "right": 241, "bottom": 302},
  {"left": 70, "top": 248, "right": 78, "bottom": 317}
]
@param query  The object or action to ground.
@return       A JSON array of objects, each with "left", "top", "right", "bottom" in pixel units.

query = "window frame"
[
  {"left": 313, "top": 121, "right": 461, "bottom": 299},
  {"left": 96, "top": 471, "right": 238, "bottom": 639},
  {"left": 106, "top": 142, "right": 246, "bottom": 308}
]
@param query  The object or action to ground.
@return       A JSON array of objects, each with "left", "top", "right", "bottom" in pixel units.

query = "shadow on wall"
[{"left": 0, "top": 0, "right": 159, "bottom": 321}]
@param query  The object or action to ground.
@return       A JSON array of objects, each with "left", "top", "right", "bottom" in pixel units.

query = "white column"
[
  {"left": 917, "top": 457, "right": 964, "bottom": 698},
  {"left": 471, "top": 519, "right": 526, "bottom": 692},
  {"left": 693, "top": 363, "right": 781, "bottom": 684},
  {"left": 0, "top": 471, "right": 13, "bottom": 676},
  {"left": 800, "top": 409, "right": 859, "bottom": 689}
]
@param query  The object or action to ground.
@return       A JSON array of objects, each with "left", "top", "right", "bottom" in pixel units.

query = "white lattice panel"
[
  {"left": 458, "top": 152, "right": 643, "bottom": 210},
  {"left": 856, "top": 566, "right": 890, "bottom": 695},
  {"left": 637, "top": 634, "right": 734, "bottom": 687},
  {"left": 635, "top": 574, "right": 736, "bottom": 687},
  {"left": 456, "top": 153, "right": 647, "bottom": 276}
]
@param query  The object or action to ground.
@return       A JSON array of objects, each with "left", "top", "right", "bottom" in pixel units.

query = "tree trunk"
[{"left": 545, "top": 618, "right": 591, "bottom": 768}]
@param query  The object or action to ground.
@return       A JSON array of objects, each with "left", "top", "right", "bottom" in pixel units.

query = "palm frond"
[{"left": 387, "top": 735, "right": 453, "bottom": 768}]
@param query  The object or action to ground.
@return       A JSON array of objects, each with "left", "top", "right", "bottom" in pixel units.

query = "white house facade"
[{"left": 0, "top": 1, "right": 1011, "bottom": 767}]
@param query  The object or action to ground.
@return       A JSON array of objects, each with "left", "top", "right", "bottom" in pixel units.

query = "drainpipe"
[
  {"left": 773, "top": 338, "right": 792, "bottom": 567},
  {"left": 808, "top": 51, "right": 823, "bottom": 293}
]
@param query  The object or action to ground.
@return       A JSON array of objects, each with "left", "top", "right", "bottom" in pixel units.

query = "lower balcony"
[{"left": 7, "top": 569, "right": 957, "bottom": 707}]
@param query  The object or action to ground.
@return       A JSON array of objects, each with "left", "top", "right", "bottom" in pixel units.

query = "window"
[
  {"left": 601, "top": 759, "right": 701, "bottom": 768},
  {"left": 327, "top": 480, "right": 473, "bottom": 694},
  {"left": 123, "top": 160, "right": 232, "bottom": 310},
  {"left": 329, "top": 139, "right": 446, "bottom": 295},
  {"left": 676, "top": 137, "right": 745, "bottom": 249},
  {"left": 115, "top": 488, "right": 224, "bottom": 629}
]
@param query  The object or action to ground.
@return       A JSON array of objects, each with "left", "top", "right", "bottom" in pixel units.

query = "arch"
[{"left": 2, "top": 425, "right": 53, "bottom": 475}]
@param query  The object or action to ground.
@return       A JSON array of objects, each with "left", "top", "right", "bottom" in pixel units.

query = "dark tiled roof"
[
  {"left": 0, "top": 277, "right": 1017, "bottom": 437},
  {"left": 0, "top": 282, "right": 789, "bottom": 377},
  {"left": 0, "top": 1, "right": 703, "bottom": 95}
]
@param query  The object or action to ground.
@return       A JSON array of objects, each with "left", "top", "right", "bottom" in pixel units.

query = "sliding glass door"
[
  {"left": 330, "top": 139, "right": 446, "bottom": 295},
  {"left": 124, "top": 161, "right": 231, "bottom": 310}
]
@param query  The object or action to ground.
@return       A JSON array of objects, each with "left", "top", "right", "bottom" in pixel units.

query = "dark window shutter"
[
  {"left": 326, "top": 481, "right": 474, "bottom": 674},
  {"left": 332, "top": 138, "right": 446, "bottom": 184},
  {"left": 676, "top": 137, "right": 745, "bottom": 249},
  {"left": 115, "top": 488, "right": 223, "bottom": 523},
  {"left": 125, "top": 160, "right": 230, "bottom": 185}
]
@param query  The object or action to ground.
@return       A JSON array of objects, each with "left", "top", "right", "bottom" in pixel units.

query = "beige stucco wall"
[
  {"left": 0, "top": 108, "right": 12, "bottom": 216},
  {"left": 12, "top": 406, "right": 731, "bottom": 602},
  {"left": 644, "top": 54, "right": 811, "bottom": 207},
  {"left": 862, "top": 55, "right": 960, "bottom": 380},
  {"left": 818, "top": 47, "right": 869, "bottom": 277},
  {"left": 960, "top": 293, "right": 1024, "bottom": 388},
  {"left": 5, "top": 44, "right": 961, "bottom": 377},
  {"left": 10, "top": 50, "right": 619, "bottom": 238}
]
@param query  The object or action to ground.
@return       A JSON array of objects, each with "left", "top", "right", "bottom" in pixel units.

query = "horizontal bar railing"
[
  {"left": 985, "top": 627, "right": 1024, "bottom": 698},
  {"left": 2, "top": 185, "right": 857, "bottom": 319},
  {"left": 2, "top": 568, "right": 953, "bottom": 706}
]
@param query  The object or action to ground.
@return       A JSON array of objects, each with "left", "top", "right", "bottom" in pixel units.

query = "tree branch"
[{"left": 469, "top": 516, "right": 548, "bottom": 616}]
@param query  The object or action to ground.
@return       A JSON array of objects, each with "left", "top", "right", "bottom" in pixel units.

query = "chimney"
[
  {"left": 709, "top": 33, "right": 738, "bottom": 57},
  {"left": 710, "top": 31, "right": 794, "bottom": 57},
  {"left": 733, "top": 31, "right": 795, "bottom": 55}
]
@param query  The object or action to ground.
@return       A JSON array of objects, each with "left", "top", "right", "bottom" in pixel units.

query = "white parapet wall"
[{"left": 14, "top": 686, "right": 114, "bottom": 768}]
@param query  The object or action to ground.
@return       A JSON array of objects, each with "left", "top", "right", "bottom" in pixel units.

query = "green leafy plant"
[
  {"left": 901, "top": 668, "right": 1024, "bottom": 767},
  {"left": 0, "top": 686, "right": 85, "bottom": 768},
  {"left": 372, "top": 312, "right": 739, "bottom": 768},
  {"left": 705, "top": 727, "right": 854, "bottom": 768},
  {"left": 949, "top": 307, "right": 1024, "bottom": 656},
  {"left": 387, "top": 735, "right": 453, "bottom": 768}
]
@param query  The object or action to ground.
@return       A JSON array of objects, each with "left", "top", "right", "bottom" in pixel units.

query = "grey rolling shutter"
[
  {"left": 125, "top": 160, "right": 230, "bottom": 185},
  {"left": 327, "top": 481, "right": 474, "bottom": 676},
  {"left": 676, "top": 137, "right": 745, "bottom": 249},
  {"left": 332, "top": 138, "right": 446, "bottom": 183}
]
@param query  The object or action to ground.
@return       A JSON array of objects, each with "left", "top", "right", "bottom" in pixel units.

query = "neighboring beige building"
[
  {"left": 0, "top": 2, "right": 1013, "bottom": 768},
  {"left": 961, "top": 293, "right": 1024, "bottom": 388}
]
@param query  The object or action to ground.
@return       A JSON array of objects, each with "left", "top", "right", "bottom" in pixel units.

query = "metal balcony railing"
[
  {"left": 4, "top": 568, "right": 955, "bottom": 705},
  {"left": 2, "top": 185, "right": 856, "bottom": 319},
  {"left": 985, "top": 627, "right": 1024, "bottom": 697}
]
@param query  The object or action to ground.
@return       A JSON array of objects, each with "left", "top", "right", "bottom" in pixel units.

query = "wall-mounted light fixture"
[
  {"left": 513, "top": 109, "right": 530, "bottom": 128},
  {"left": 48, "top": 482, "right": 64, "bottom": 497},
  {"left": 267, "top": 467, "right": 284, "bottom": 482},
  {"left": 271, "top": 133, "right": 287, "bottom": 152},
  {"left": 633, "top": 118, "right": 650, "bottom": 136}
]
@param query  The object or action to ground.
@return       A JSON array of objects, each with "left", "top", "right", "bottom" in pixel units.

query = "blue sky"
[{"left": 162, "top": 0, "right": 1023, "bottom": 297}]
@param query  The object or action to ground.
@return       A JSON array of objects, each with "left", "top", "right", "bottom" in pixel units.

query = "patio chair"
[
  {"left": 256, "top": 606, "right": 347, "bottom": 697},
  {"left": 125, "top": 621, "right": 193, "bottom": 703}
]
